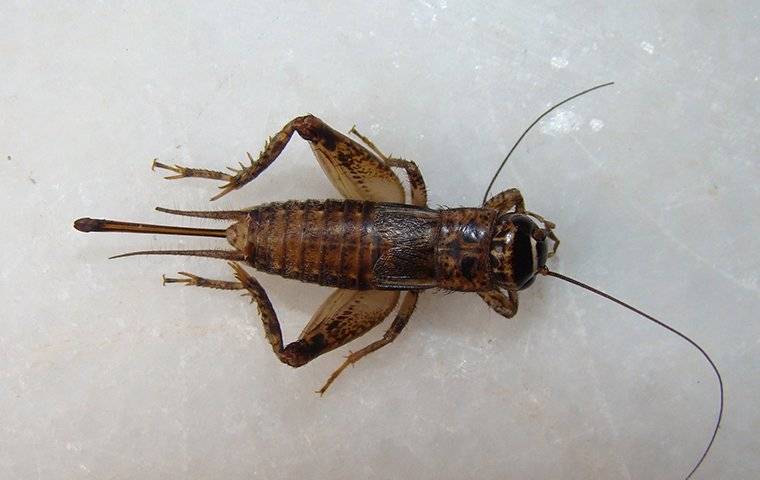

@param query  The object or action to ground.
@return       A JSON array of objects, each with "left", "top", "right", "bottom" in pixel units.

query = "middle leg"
[
  {"left": 317, "top": 291, "right": 419, "bottom": 395},
  {"left": 349, "top": 126, "right": 428, "bottom": 207}
]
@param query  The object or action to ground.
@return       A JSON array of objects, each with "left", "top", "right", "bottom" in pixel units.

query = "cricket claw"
[
  {"left": 162, "top": 272, "right": 199, "bottom": 286},
  {"left": 210, "top": 181, "right": 239, "bottom": 201},
  {"left": 239, "top": 291, "right": 255, "bottom": 303},
  {"left": 152, "top": 160, "right": 189, "bottom": 179}
]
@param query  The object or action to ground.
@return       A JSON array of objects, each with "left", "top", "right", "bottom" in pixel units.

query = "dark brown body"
[{"left": 236, "top": 199, "right": 498, "bottom": 292}]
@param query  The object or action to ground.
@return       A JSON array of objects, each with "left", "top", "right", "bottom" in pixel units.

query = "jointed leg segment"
[
  {"left": 349, "top": 126, "right": 428, "bottom": 207},
  {"left": 161, "top": 263, "right": 317, "bottom": 367},
  {"left": 484, "top": 188, "right": 560, "bottom": 256},
  {"left": 154, "top": 118, "right": 303, "bottom": 200},
  {"left": 152, "top": 115, "right": 425, "bottom": 205},
  {"left": 526, "top": 211, "right": 560, "bottom": 257},
  {"left": 163, "top": 263, "right": 415, "bottom": 394},
  {"left": 478, "top": 289, "right": 518, "bottom": 319},
  {"left": 163, "top": 271, "right": 243, "bottom": 290},
  {"left": 484, "top": 188, "right": 525, "bottom": 212},
  {"left": 317, "top": 291, "right": 419, "bottom": 395}
]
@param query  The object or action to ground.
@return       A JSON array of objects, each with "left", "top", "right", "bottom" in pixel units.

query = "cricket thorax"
[
  {"left": 489, "top": 213, "right": 548, "bottom": 290},
  {"left": 433, "top": 208, "right": 498, "bottom": 291}
]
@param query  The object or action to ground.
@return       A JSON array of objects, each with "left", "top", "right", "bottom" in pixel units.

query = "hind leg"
[
  {"left": 317, "top": 291, "right": 418, "bottom": 395},
  {"left": 162, "top": 265, "right": 294, "bottom": 362},
  {"left": 153, "top": 115, "right": 408, "bottom": 203},
  {"left": 166, "top": 263, "right": 403, "bottom": 377}
]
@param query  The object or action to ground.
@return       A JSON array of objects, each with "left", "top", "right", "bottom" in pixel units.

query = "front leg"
[
  {"left": 484, "top": 189, "right": 560, "bottom": 256},
  {"left": 483, "top": 188, "right": 525, "bottom": 213},
  {"left": 478, "top": 289, "right": 518, "bottom": 319}
]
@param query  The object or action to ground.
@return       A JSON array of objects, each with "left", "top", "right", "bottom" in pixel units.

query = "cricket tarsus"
[
  {"left": 482, "top": 81, "right": 615, "bottom": 206},
  {"left": 162, "top": 272, "right": 244, "bottom": 290},
  {"left": 539, "top": 267, "right": 722, "bottom": 480}
]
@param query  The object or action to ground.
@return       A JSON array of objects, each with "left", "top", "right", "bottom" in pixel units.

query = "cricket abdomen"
[{"left": 240, "top": 200, "right": 439, "bottom": 290}]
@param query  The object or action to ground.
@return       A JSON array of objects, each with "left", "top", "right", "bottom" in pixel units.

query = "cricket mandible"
[{"left": 74, "top": 83, "right": 722, "bottom": 479}]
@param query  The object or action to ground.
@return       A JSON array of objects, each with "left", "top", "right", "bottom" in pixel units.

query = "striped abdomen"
[
  {"left": 242, "top": 200, "right": 431, "bottom": 289},
  {"left": 240, "top": 199, "right": 497, "bottom": 291}
]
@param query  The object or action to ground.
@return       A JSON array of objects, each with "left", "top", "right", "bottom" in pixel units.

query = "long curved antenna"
[
  {"left": 539, "top": 267, "right": 723, "bottom": 480},
  {"left": 481, "top": 82, "right": 615, "bottom": 206}
]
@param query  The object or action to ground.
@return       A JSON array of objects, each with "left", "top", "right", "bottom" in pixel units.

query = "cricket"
[{"left": 74, "top": 83, "right": 722, "bottom": 479}]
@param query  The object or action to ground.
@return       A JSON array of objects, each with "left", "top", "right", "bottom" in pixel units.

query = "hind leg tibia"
[
  {"left": 349, "top": 126, "right": 428, "bottom": 207},
  {"left": 317, "top": 291, "right": 418, "bottom": 395}
]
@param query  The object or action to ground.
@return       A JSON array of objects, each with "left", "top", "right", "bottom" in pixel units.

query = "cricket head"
[{"left": 489, "top": 213, "right": 549, "bottom": 291}]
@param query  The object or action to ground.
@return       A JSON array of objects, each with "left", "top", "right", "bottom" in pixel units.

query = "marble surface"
[{"left": 2, "top": 2, "right": 759, "bottom": 479}]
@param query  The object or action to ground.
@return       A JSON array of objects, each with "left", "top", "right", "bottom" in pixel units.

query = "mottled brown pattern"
[
  {"left": 303, "top": 117, "right": 405, "bottom": 203},
  {"left": 301, "top": 289, "right": 400, "bottom": 352},
  {"left": 241, "top": 200, "right": 442, "bottom": 290},
  {"left": 234, "top": 200, "right": 517, "bottom": 294},
  {"left": 371, "top": 203, "right": 440, "bottom": 289},
  {"left": 434, "top": 208, "right": 498, "bottom": 291}
]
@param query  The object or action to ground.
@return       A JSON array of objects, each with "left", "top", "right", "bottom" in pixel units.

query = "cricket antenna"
[
  {"left": 482, "top": 81, "right": 615, "bottom": 206},
  {"left": 538, "top": 266, "right": 723, "bottom": 480}
]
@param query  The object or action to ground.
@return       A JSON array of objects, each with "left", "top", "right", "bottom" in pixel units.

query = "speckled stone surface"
[{"left": 2, "top": 2, "right": 758, "bottom": 479}]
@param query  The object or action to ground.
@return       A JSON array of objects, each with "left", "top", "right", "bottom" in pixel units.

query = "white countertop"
[{"left": 2, "top": 2, "right": 758, "bottom": 479}]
